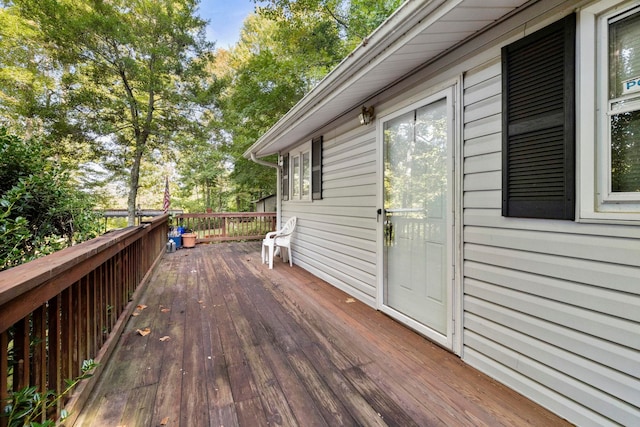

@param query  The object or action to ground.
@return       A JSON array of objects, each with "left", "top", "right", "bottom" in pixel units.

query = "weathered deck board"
[{"left": 73, "top": 242, "right": 570, "bottom": 427}]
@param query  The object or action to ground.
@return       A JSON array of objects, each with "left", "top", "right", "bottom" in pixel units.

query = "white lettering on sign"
[{"left": 622, "top": 76, "right": 640, "bottom": 95}]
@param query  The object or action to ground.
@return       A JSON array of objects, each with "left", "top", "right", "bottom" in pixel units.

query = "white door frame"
[{"left": 376, "top": 81, "right": 462, "bottom": 354}]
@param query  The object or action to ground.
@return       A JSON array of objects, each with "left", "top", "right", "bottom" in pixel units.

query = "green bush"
[
  {"left": 0, "top": 129, "right": 101, "bottom": 270},
  {"left": 1, "top": 359, "right": 97, "bottom": 427}
]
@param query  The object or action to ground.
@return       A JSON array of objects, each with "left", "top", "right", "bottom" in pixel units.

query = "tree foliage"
[
  {"left": 0, "top": 5, "right": 82, "bottom": 157},
  {"left": 0, "top": 0, "right": 405, "bottom": 227},
  {"left": 211, "top": 0, "right": 403, "bottom": 208},
  {"left": 211, "top": 11, "right": 343, "bottom": 209},
  {"left": 6, "top": 0, "right": 218, "bottom": 225},
  {"left": 255, "top": 0, "right": 404, "bottom": 51},
  {"left": 0, "top": 129, "right": 101, "bottom": 271}
]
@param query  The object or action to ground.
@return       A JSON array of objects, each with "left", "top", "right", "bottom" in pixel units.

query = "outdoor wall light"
[{"left": 359, "top": 106, "right": 375, "bottom": 125}]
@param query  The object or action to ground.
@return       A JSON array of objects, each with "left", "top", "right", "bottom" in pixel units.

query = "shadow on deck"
[{"left": 73, "top": 242, "right": 569, "bottom": 426}]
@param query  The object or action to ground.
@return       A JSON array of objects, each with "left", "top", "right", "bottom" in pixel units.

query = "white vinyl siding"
[
  {"left": 463, "top": 54, "right": 640, "bottom": 426},
  {"left": 272, "top": 1, "right": 640, "bottom": 425},
  {"left": 282, "top": 125, "right": 378, "bottom": 306}
]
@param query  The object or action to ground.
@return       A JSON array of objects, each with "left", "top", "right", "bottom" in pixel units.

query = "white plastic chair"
[{"left": 262, "top": 216, "right": 297, "bottom": 269}]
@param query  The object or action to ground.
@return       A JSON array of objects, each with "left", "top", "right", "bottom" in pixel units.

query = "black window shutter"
[
  {"left": 502, "top": 14, "right": 576, "bottom": 220},
  {"left": 312, "top": 136, "right": 323, "bottom": 200},
  {"left": 281, "top": 153, "right": 289, "bottom": 201}
]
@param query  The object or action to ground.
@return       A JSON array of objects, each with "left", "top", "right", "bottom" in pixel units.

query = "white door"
[{"left": 380, "top": 91, "right": 453, "bottom": 344}]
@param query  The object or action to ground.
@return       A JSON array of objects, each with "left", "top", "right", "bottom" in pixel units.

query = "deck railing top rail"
[
  {"left": 176, "top": 212, "right": 276, "bottom": 243},
  {"left": 0, "top": 214, "right": 167, "bottom": 317},
  {"left": 178, "top": 212, "right": 275, "bottom": 218}
]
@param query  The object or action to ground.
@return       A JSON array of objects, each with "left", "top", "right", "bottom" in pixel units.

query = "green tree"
[
  {"left": 0, "top": 5, "right": 86, "bottom": 166},
  {"left": 255, "top": 0, "right": 403, "bottom": 51},
  {"left": 0, "top": 129, "right": 101, "bottom": 271},
  {"left": 215, "top": 12, "right": 346, "bottom": 207},
  {"left": 217, "top": 1, "right": 403, "bottom": 207},
  {"left": 0, "top": 6, "right": 51, "bottom": 135},
  {"left": 8, "top": 0, "right": 217, "bottom": 225}
]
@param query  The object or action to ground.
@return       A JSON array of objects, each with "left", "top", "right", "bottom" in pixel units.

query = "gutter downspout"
[{"left": 250, "top": 152, "right": 282, "bottom": 231}]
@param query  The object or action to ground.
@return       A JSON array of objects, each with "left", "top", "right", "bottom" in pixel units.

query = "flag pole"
[{"left": 163, "top": 176, "right": 171, "bottom": 213}]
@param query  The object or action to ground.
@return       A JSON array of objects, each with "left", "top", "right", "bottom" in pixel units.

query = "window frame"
[
  {"left": 287, "top": 141, "right": 312, "bottom": 201},
  {"left": 579, "top": 0, "right": 640, "bottom": 222}
]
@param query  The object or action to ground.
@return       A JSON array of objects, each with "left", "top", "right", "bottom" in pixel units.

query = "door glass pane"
[
  {"left": 415, "top": 103, "right": 449, "bottom": 218},
  {"left": 384, "top": 111, "right": 415, "bottom": 211},
  {"left": 383, "top": 98, "right": 448, "bottom": 334}
]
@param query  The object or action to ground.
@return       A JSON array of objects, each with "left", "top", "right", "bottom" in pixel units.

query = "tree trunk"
[
  {"left": 205, "top": 179, "right": 211, "bottom": 209},
  {"left": 127, "top": 148, "right": 144, "bottom": 226}
]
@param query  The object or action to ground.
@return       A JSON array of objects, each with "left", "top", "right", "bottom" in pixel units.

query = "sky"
[{"left": 196, "top": 0, "right": 261, "bottom": 48}]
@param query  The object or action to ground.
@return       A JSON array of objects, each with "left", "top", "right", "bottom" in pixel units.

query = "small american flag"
[{"left": 163, "top": 177, "right": 170, "bottom": 213}]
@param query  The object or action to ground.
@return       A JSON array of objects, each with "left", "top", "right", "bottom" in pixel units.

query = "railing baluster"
[
  {"left": 61, "top": 287, "right": 72, "bottom": 386},
  {"left": 79, "top": 277, "right": 89, "bottom": 371},
  {"left": 88, "top": 271, "right": 96, "bottom": 360},
  {"left": 108, "top": 257, "right": 115, "bottom": 332},
  {"left": 95, "top": 267, "right": 103, "bottom": 350},
  {"left": 47, "top": 294, "right": 61, "bottom": 419},
  {"left": 13, "top": 317, "right": 30, "bottom": 391},
  {"left": 33, "top": 305, "right": 46, "bottom": 388},
  {"left": 72, "top": 281, "right": 81, "bottom": 378},
  {"left": 118, "top": 252, "right": 124, "bottom": 313},
  {"left": 32, "top": 305, "right": 47, "bottom": 423}
]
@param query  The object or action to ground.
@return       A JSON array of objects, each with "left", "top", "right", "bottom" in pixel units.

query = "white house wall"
[
  {"left": 283, "top": 123, "right": 378, "bottom": 307},
  {"left": 279, "top": 0, "right": 640, "bottom": 425},
  {"left": 462, "top": 56, "right": 640, "bottom": 426}
]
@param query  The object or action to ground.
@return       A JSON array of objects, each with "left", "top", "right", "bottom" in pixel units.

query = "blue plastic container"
[
  {"left": 177, "top": 226, "right": 186, "bottom": 235},
  {"left": 169, "top": 235, "right": 182, "bottom": 249}
]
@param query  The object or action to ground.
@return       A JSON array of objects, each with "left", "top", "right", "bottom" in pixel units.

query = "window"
[
  {"left": 282, "top": 137, "right": 322, "bottom": 201},
  {"left": 579, "top": 1, "right": 640, "bottom": 221},
  {"left": 502, "top": 14, "right": 576, "bottom": 220}
]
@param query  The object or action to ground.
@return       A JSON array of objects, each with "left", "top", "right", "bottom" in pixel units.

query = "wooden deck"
[{"left": 73, "top": 242, "right": 570, "bottom": 426}]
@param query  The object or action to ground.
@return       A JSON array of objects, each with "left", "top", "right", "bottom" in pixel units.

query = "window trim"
[{"left": 578, "top": 0, "right": 640, "bottom": 222}]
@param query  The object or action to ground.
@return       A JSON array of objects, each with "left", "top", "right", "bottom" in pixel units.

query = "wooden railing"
[
  {"left": 176, "top": 212, "right": 277, "bottom": 243},
  {"left": 0, "top": 214, "right": 168, "bottom": 426}
]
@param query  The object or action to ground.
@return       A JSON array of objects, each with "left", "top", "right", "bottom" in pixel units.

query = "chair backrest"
[
  {"left": 274, "top": 217, "right": 297, "bottom": 244},
  {"left": 279, "top": 216, "right": 297, "bottom": 237}
]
